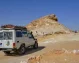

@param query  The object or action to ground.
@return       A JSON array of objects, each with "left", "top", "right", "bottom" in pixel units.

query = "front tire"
[
  {"left": 33, "top": 42, "right": 38, "bottom": 49},
  {"left": 17, "top": 45, "right": 26, "bottom": 55}
]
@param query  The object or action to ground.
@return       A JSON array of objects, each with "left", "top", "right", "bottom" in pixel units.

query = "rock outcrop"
[{"left": 26, "top": 14, "right": 72, "bottom": 37}]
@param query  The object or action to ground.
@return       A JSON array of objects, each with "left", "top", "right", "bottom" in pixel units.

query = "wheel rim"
[
  {"left": 20, "top": 47, "right": 25, "bottom": 54},
  {"left": 22, "top": 47, "right": 25, "bottom": 53}
]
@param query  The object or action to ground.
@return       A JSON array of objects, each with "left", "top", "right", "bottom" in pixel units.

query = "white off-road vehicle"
[{"left": 0, "top": 25, "right": 38, "bottom": 55}]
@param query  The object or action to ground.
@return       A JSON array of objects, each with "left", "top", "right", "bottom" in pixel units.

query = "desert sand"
[
  {"left": 28, "top": 41, "right": 79, "bottom": 63},
  {"left": 0, "top": 33, "right": 79, "bottom": 63}
]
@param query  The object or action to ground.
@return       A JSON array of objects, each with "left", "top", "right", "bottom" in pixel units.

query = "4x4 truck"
[{"left": 0, "top": 25, "right": 38, "bottom": 55}]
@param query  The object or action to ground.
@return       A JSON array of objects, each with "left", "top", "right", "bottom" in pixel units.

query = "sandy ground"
[
  {"left": 0, "top": 33, "right": 79, "bottom": 63},
  {"left": 28, "top": 41, "right": 79, "bottom": 63}
]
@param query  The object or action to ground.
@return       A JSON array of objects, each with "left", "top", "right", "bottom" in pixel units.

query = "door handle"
[{"left": 17, "top": 41, "right": 19, "bottom": 43}]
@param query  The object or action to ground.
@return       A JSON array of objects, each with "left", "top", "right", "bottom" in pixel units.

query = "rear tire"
[
  {"left": 4, "top": 51, "right": 10, "bottom": 56},
  {"left": 33, "top": 42, "right": 38, "bottom": 49},
  {"left": 17, "top": 45, "right": 26, "bottom": 55}
]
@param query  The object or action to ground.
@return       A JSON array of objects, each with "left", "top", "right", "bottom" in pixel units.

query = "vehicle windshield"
[{"left": 0, "top": 32, "right": 12, "bottom": 40}]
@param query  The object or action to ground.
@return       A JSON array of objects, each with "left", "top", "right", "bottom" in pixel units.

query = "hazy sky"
[{"left": 0, "top": 0, "right": 79, "bottom": 30}]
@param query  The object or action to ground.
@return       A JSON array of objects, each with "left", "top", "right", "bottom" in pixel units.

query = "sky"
[{"left": 0, "top": 0, "right": 79, "bottom": 30}]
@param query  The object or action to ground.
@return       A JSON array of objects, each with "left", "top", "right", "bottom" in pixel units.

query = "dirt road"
[{"left": 0, "top": 41, "right": 79, "bottom": 63}]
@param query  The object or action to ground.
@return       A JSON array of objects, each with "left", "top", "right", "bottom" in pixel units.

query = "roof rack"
[{"left": 1, "top": 24, "right": 27, "bottom": 31}]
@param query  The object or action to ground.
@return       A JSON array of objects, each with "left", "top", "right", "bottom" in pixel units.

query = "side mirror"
[{"left": 31, "top": 31, "right": 32, "bottom": 34}]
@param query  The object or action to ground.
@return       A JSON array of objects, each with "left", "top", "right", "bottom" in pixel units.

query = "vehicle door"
[
  {"left": 0, "top": 30, "right": 14, "bottom": 48},
  {"left": 27, "top": 32, "right": 35, "bottom": 46}
]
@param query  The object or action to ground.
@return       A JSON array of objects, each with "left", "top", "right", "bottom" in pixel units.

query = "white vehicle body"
[{"left": 0, "top": 28, "right": 36, "bottom": 52}]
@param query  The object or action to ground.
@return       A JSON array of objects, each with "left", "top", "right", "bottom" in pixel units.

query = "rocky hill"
[{"left": 26, "top": 14, "right": 72, "bottom": 37}]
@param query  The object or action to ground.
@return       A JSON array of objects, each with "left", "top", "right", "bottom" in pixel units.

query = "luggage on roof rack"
[{"left": 1, "top": 24, "right": 27, "bottom": 31}]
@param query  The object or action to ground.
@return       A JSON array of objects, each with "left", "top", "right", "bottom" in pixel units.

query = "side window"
[
  {"left": 16, "top": 31, "right": 22, "bottom": 37},
  {"left": 27, "top": 33, "right": 33, "bottom": 38},
  {"left": 22, "top": 32, "right": 27, "bottom": 37},
  {"left": 27, "top": 31, "right": 34, "bottom": 38}
]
